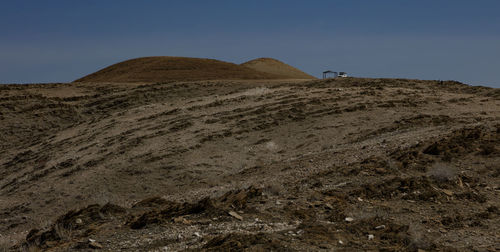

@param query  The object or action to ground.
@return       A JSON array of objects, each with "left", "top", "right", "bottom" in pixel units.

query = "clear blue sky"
[{"left": 1, "top": 0, "right": 499, "bottom": 87}]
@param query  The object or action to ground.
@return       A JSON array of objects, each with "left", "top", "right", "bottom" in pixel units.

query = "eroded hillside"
[{"left": 1, "top": 78, "right": 499, "bottom": 251}]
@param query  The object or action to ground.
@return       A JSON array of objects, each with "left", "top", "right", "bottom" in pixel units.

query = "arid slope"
[
  {"left": 74, "top": 57, "right": 283, "bottom": 83},
  {"left": 0, "top": 78, "right": 499, "bottom": 251},
  {"left": 241, "top": 58, "right": 316, "bottom": 79}
]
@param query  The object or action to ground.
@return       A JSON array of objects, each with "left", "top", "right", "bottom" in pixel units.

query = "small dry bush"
[
  {"left": 0, "top": 241, "right": 9, "bottom": 252},
  {"left": 241, "top": 87, "right": 271, "bottom": 97},
  {"left": 263, "top": 183, "right": 284, "bottom": 196},
  {"left": 427, "top": 163, "right": 457, "bottom": 182},
  {"left": 54, "top": 223, "right": 72, "bottom": 241},
  {"left": 408, "top": 224, "right": 433, "bottom": 250},
  {"left": 0, "top": 233, "right": 28, "bottom": 252}
]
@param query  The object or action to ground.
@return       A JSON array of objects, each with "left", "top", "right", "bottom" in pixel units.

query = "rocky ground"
[{"left": 0, "top": 78, "right": 499, "bottom": 251}]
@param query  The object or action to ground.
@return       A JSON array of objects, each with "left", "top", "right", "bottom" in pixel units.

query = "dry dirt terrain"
[{"left": 1, "top": 77, "right": 499, "bottom": 251}]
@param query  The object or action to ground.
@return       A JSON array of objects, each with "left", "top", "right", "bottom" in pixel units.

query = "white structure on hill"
[{"left": 322, "top": 70, "right": 348, "bottom": 79}]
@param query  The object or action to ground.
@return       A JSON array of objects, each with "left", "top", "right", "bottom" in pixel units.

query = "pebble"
[
  {"left": 345, "top": 217, "right": 354, "bottom": 222},
  {"left": 375, "top": 225, "right": 386, "bottom": 230},
  {"left": 228, "top": 211, "right": 243, "bottom": 221},
  {"left": 88, "top": 239, "right": 103, "bottom": 249},
  {"left": 173, "top": 216, "right": 192, "bottom": 225},
  {"left": 442, "top": 189, "right": 453, "bottom": 196},
  {"left": 368, "top": 234, "right": 374, "bottom": 240}
]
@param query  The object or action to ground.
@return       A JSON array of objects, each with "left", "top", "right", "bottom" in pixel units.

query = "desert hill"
[
  {"left": 1, "top": 78, "right": 499, "bottom": 250},
  {"left": 74, "top": 56, "right": 314, "bottom": 83},
  {"left": 241, "top": 57, "right": 316, "bottom": 79},
  {"left": 74, "top": 56, "right": 282, "bottom": 83}
]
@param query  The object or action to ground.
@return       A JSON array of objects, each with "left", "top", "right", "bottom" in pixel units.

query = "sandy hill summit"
[
  {"left": 74, "top": 56, "right": 316, "bottom": 83},
  {"left": 241, "top": 57, "right": 315, "bottom": 79}
]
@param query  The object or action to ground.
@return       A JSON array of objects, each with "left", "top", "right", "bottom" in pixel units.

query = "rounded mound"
[
  {"left": 241, "top": 58, "right": 316, "bottom": 79},
  {"left": 74, "top": 57, "right": 283, "bottom": 83}
]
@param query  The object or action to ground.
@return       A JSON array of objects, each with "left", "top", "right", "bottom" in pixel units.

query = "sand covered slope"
[
  {"left": 241, "top": 58, "right": 316, "bottom": 79},
  {"left": 74, "top": 57, "right": 283, "bottom": 83}
]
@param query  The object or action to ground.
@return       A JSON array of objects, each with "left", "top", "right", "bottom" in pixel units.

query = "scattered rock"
[
  {"left": 132, "top": 196, "right": 169, "bottom": 209},
  {"left": 129, "top": 186, "right": 262, "bottom": 229},
  {"left": 228, "top": 211, "right": 243, "bottom": 221},
  {"left": 442, "top": 189, "right": 453, "bottom": 196},
  {"left": 201, "top": 232, "right": 288, "bottom": 251},
  {"left": 88, "top": 239, "right": 103, "bottom": 249},
  {"left": 324, "top": 203, "right": 333, "bottom": 209},
  {"left": 24, "top": 203, "right": 127, "bottom": 249},
  {"left": 173, "top": 216, "right": 192, "bottom": 225}
]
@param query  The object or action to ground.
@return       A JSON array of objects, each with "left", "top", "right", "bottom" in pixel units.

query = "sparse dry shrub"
[
  {"left": 426, "top": 163, "right": 457, "bottom": 182},
  {"left": 478, "top": 143, "right": 497, "bottom": 156},
  {"left": 263, "top": 183, "right": 283, "bottom": 196},
  {"left": 408, "top": 224, "right": 433, "bottom": 250},
  {"left": 54, "top": 223, "right": 72, "bottom": 241},
  {"left": 0, "top": 233, "right": 31, "bottom": 252},
  {"left": 89, "top": 186, "right": 130, "bottom": 207},
  {"left": 25, "top": 244, "right": 42, "bottom": 252},
  {"left": 0, "top": 240, "right": 9, "bottom": 252},
  {"left": 265, "top": 141, "right": 279, "bottom": 152},
  {"left": 241, "top": 87, "right": 271, "bottom": 97}
]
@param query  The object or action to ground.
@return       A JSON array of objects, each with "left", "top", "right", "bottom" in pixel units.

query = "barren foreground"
[{"left": 1, "top": 78, "right": 499, "bottom": 251}]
